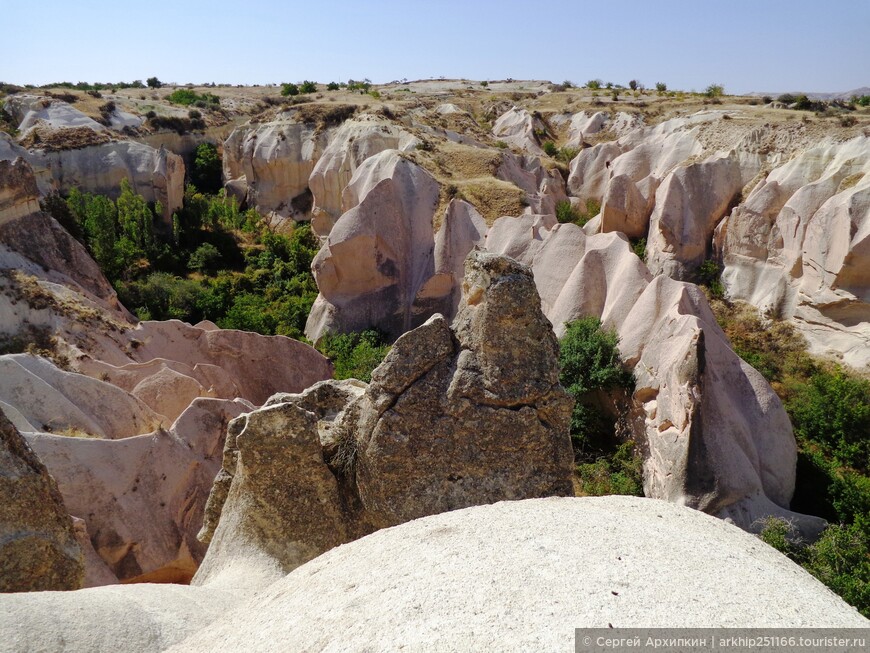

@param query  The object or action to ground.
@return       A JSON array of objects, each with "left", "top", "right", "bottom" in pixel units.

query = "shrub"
[
  {"left": 187, "top": 243, "right": 222, "bottom": 274},
  {"left": 698, "top": 259, "right": 724, "bottom": 299},
  {"left": 576, "top": 442, "right": 644, "bottom": 497},
  {"left": 777, "top": 93, "right": 796, "bottom": 104},
  {"left": 146, "top": 77, "right": 162, "bottom": 89},
  {"left": 317, "top": 330, "right": 391, "bottom": 382},
  {"left": 631, "top": 238, "right": 646, "bottom": 261},
  {"left": 586, "top": 79, "right": 602, "bottom": 90},
  {"left": 559, "top": 317, "right": 633, "bottom": 453},
  {"left": 480, "top": 80, "right": 489, "bottom": 87},
  {"left": 542, "top": 140, "right": 558, "bottom": 157},
  {"left": 190, "top": 142, "right": 222, "bottom": 194},
  {"left": 280, "top": 83, "right": 299, "bottom": 97},
  {"left": 299, "top": 80, "right": 317, "bottom": 94},
  {"left": 704, "top": 84, "right": 724, "bottom": 98},
  {"left": 326, "top": 81, "right": 340, "bottom": 91},
  {"left": 655, "top": 82, "right": 667, "bottom": 93},
  {"left": 166, "top": 89, "right": 220, "bottom": 109},
  {"left": 759, "top": 517, "right": 870, "bottom": 618},
  {"left": 628, "top": 80, "right": 638, "bottom": 91},
  {"left": 786, "top": 368, "right": 870, "bottom": 471}
]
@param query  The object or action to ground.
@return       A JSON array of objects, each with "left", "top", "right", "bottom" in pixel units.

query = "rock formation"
[
  {"left": 0, "top": 408, "right": 83, "bottom": 592},
  {"left": 172, "top": 498, "right": 869, "bottom": 653},
  {"left": 491, "top": 106, "right": 547, "bottom": 154},
  {"left": 305, "top": 150, "right": 440, "bottom": 341},
  {"left": 195, "top": 251, "right": 574, "bottom": 586},
  {"left": 308, "top": 114, "right": 420, "bottom": 231},
  {"left": 485, "top": 216, "right": 824, "bottom": 536},
  {"left": 719, "top": 135, "right": 870, "bottom": 367},
  {"left": 222, "top": 114, "right": 328, "bottom": 223}
]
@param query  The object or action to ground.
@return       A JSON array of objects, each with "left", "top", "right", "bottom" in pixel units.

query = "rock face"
[
  {"left": 485, "top": 217, "right": 823, "bottom": 536},
  {"left": 1, "top": 98, "right": 184, "bottom": 222},
  {"left": 496, "top": 152, "right": 568, "bottom": 216},
  {"left": 645, "top": 153, "right": 744, "bottom": 279},
  {"left": 0, "top": 409, "right": 83, "bottom": 592},
  {"left": 308, "top": 115, "right": 420, "bottom": 231},
  {"left": 719, "top": 135, "right": 870, "bottom": 368},
  {"left": 25, "top": 398, "right": 250, "bottom": 585},
  {"left": 491, "top": 106, "right": 547, "bottom": 155},
  {"left": 222, "top": 115, "right": 328, "bottom": 222},
  {"left": 171, "top": 497, "right": 868, "bottom": 653},
  {"left": 305, "top": 150, "right": 440, "bottom": 341},
  {"left": 195, "top": 251, "right": 574, "bottom": 586},
  {"left": 352, "top": 252, "right": 574, "bottom": 528}
]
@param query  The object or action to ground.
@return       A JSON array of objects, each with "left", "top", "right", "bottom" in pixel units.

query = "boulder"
[
  {"left": 349, "top": 252, "right": 574, "bottom": 528},
  {"left": 0, "top": 408, "right": 83, "bottom": 592},
  {"left": 171, "top": 497, "right": 868, "bottom": 653},
  {"left": 196, "top": 252, "right": 574, "bottom": 586},
  {"left": 305, "top": 150, "right": 440, "bottom": 341}
]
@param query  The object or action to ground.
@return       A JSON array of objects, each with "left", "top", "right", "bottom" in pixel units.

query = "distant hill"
[{"left": 747, "top": 87, "right": 869, "bottom": 100}]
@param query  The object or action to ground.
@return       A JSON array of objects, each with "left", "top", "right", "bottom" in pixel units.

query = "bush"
[
  {"left": 299, "top": 80, "right": 317, "bottom": 94},
  {"left": 187, "top": 243, "right": 222, "bottom": 274},
  {"left": 317, "top": 330, "right": 391, "bottom": 382},
  {"left": 655, "top": 82, "right": 667, "bottom": 93},
  {"left": 281, "top": 83, "right": 299, "bottom": 96},
  {"left": 704, "top": 84, "right": 724, "bottom": 98},
  {"left": 190, "top": 142, "right": 222, "bottom": 194},
  {"left": 555, "top": 199, "right": 599, "bottom": 228},
  {"left": 167, "top": 89, "right": 220, "bottom": 109},
  {"left": 631, "top": 238, "right": 646, "bottom": 261},
  {"left": 146, "top": 77, "right": 162, "bottom": 89},
  {"left": 326, "top": 81, "right": 340, "bottom": 91},
  {"left": 586, "top": 79, "right": 602, "bottom": 90},
  {"left": 759, "top": 517, "right": 870, "bottom": 618},
  {"left": 542, "top": 140, "right": 558, "bottom": 157},
  {"left": 576, "top": 442, "right": 644, "bottom": 497},
  {"left": 559, "top": 317, "right": 633, "bottom": 453},
  {"left": 786, "top": 368, "right": 870, "bottom": 471},
  {"left": 697, "top": 259, "right": 724, "bottom": 299}
]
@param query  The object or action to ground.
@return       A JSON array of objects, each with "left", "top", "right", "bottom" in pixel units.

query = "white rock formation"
[
  {"left": 308, "top": 115, "right": 420, "bottom": 233},
  {"left": 496, "top": 152, "right": 568, "bottom": 215},
  {"left": 171, "top": 497, "right": 867, "bottom": 653},
  {"left": 564, "top": 110, "right": 609, "bottom": 149},
  {"left": 485, "top": 215, "right": 823, "bottom": 536},
  {"left": 4, "top": 95, "right": 106, "bottom": 134},
  {"left": 223, "top": 115, "right": 328, "bottom": 222},
  {"left": 491, "top": 106, "right": 547, "bottom": 155},
  {"left": 305, "top": 150, "right": 440, "bottom": 341},
  {"left": 719, "top": 135, "right": 870, "bottom": 368}
]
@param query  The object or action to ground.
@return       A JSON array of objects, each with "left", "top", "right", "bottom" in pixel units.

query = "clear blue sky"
[{"left": 3, "top": 0, "right": 867, "bottom": 94}]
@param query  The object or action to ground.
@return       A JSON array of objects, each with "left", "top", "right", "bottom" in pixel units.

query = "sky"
[{"left": 2, "top": 0, "right": 868, "bottom": 94}]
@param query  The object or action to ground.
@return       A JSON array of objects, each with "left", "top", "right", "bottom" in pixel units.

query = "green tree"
[
  {"left": 299, "top": 80, "right": 317, "bottom": 94},
  {"left": 188, "top": 243, "right": 223, "bottom": 275},
  {"left": 146, "top": 77, "right": 162, "bottom": 88},
  {"left": 559, "top": 317, "right": 633, "bottom": 453},
  {"left": 281, "top": 83, "right": 299, "bottom": 97},
  {"left": 191, "top": 142, "right": 222, "bottom": 194}
]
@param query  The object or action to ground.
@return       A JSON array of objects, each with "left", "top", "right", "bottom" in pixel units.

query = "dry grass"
[{"left": 19, "top": 126, "right": 113, "bottom": 151}]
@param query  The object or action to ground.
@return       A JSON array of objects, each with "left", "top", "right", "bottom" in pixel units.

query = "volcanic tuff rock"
[
  {"left": 222, "top": 114, "right": 328, "bottom": 223},
  {"left": 171, "top": 498, "right": 868, "bottom": 653},
  {"left": 719, "top": 135, "right": 870, "bottom": 367},
  {"left": 491, "top": 106, "right": 548, "bottom": 155},
  {"left": 485, "top": 217, "right": 824, "bottom": 536},
  {"left": 1, "top": 103, "right": 184, "bottom": 221},
  {"left": 0, "top": 164, "right": 333, "bottom": 585},
  {"left": 308, "top": 114, "right": 421, "bottom": 232},
  {"left": 25, "top": 397, "right": 250, "bottom": 585},
  {"left": 305, "top": 150, "right": 440, "bottom": 341},
  {"left": 0, "top": 409, "right": 83, "bottom": 592},
  {"left": 194, "top": 250, "right": 574, "bottom": 587}
]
